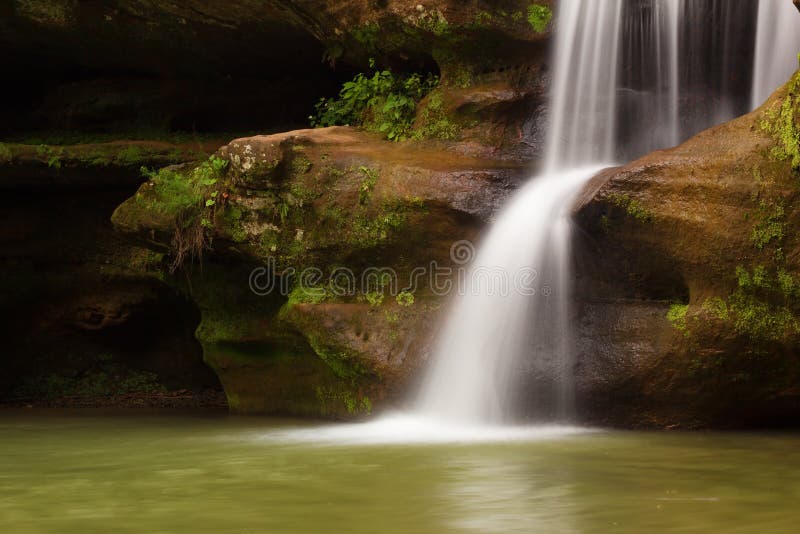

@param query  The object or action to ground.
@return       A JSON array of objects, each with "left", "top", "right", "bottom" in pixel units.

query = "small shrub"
[
  {"left": 412, "top": 91, "right": 461, "bottom": 141},
  {"left": 711, "top": 266, "right": 800, "bottom": 342},
  {"left": 365, "top": 291, "right": 385, "bottom": 307},
  {"left": 358, "top": 166, "right": 379, "bottom": 205},
  {"left": 396, "top": 291, "right": 415, "bottom": 307},
  {"left": 140, "top": 155, "right": 229, "bottom": 271},
  {"left": 667, "top": 304, "right": 689, "bottom": 334},
  {"left": 47, "top": 155, "right": 61, "bottom": 169},
  {"left": 527, "top": 4, "right": 553, "bottom": 33},
  {"left": 312, "top": 59, "right": 439, "bottom": 141}
]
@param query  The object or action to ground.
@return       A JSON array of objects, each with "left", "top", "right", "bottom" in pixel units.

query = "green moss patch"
[
  {"left": 608, "top": 193, "right": 655, "bottom": 222},
  {"left": 527, "top": 4, "right": 553, "bottom": 33},
  {"left": 760, "top": 72, "right": 800, "bottom": 171},
  {"left": 704, "top": 266, "right": 800, "bottom": 343}
]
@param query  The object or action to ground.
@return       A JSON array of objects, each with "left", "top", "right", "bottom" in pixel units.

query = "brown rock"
[{"left": 573, "top": 70, "right": 800, "bottom": 428}]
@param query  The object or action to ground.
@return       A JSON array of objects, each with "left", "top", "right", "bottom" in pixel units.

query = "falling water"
[
  {"left": 752, "top": 0, "right": 800, "bottom": 109},
  {"left": 416, "top": 0, "right": 758, "bottom": 425},
  {"left": 618, "top": 0, "right": 681, "bottom": 159},
  {"left": 417, "top": 0, "right": 624, "bottom": 424}
]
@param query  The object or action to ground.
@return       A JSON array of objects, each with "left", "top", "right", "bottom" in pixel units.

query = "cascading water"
[
  {"left": 752, "top": 0, "right": 800, "bottom": 109},
  {"left": 417, "top": 0, "right": 624, "bottom": 424},
  {"left": 416, "top": 0, "right": 757, "bottom": 426}
]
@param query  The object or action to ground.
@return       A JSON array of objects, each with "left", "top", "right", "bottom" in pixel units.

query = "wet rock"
[
  {"left": 574, "top": 70, "right": 800, "bottom": 428},
  {"left": 113, "top": 126, "right": 528, "bottom": 416}
]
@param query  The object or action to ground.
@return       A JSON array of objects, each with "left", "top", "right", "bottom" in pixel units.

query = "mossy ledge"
[
  {"left": 0, "top": 140, "right": 220, "bottom": 190},
  {"left": 112, "top": 126, "right": 526, "bottom": 417}
]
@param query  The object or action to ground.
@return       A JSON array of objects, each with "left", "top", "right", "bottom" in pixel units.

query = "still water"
[{"left": 1, "top": 411, "right": 799, "bottom": 533}]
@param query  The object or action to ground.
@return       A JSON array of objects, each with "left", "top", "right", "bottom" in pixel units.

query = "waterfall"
[
  {"left": 417, "top": 0, "right": 624, "bottom": 424},
  {"left": 415, "top": 0, "right": 758, "bottom": 425},
  {"left": 618, "top": 0, "right": 681, "bottom": 160},
  {"left": 752, "top": 0, "right": 800, "bottom": 109}
]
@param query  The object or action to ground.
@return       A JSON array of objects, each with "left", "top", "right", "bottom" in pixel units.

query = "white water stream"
[
  {"left": 416, "top": 0, "right": 770, "bottom": 427},
  {"left": 275, "top": 1, "right": 799, "bottom": 443},
  {"left": 752, "top": 0, "right": 800, "bottom": 109}
]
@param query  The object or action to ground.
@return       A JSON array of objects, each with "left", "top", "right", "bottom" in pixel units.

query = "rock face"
[
  {"left": 113, "top": 127, "right": 527, "bottom": 415},
  {"left": 2, "top": 1, "right": 551, "bottom": 410},
  {"left": 573, "top": 71, "right": 800, "bottom": 428},
  {"left": 1, "top": 0, "right": 552, "bottom": 156},
  {"left": 0, "top": 0, "right": 337, "bottom": 135},
  {"left": 0, "top": 139, "right": 223, "bottom": 190},
  {"left": 0, "top": 186, "right": 223, "bottom": 405}
]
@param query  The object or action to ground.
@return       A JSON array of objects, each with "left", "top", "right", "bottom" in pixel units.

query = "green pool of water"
[{"left": 1, "top": 411, "right": 799, "bottom": 532}]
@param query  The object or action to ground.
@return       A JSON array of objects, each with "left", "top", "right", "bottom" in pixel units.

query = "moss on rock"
[{"left": 575, "top": 70, "right": 800, "bottom": 428}]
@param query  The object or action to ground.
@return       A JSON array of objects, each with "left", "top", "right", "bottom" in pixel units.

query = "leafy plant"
[
  {"left": 47, "top": 155, "right": 62, "bottom": 169},
  {"left": 667, "top": 304, "right": 689, "bottom": 335},
  {"left": 412, "top": 91, "right": 461, "bottom": 141},
  {"left": 396, "top": 291, "right": 415, "bottom": 307},
  {"left": 705, "top": 266, "right": 800, "bottom": 342},
  {"left": 365, "top": 291, "right": 385, "bottom": 307},
  {"left": 139, "top": 154, "right": 230, "bottom": 271},
  {"left": 527, "top": 4, "right": 553, "bottom": 33},
  {"left": 358, "top": 166, "right": 379, "bottom": 205},
  {"left": 312, "top": 59, "right": 439, "bottom": 141}
]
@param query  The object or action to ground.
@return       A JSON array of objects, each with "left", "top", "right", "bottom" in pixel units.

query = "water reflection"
[
  {"left": 1, "top": 414, "right": 800, "bottom": 533},
  {"left": 443, "top": 451, "right": 578, "bottom": 533}
]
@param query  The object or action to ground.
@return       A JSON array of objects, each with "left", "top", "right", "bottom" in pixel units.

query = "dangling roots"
[{"left": 169, "top": 215, "right": 209, "bottom": 273}]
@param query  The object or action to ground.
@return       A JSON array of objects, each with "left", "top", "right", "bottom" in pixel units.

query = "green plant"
[
  {"left": 527, "top": 4, "right": 553, "bottom": 33},
  {"left": 277, "top": 200, "right": 290, "bottom": 223},
  {"left": 474, "top": 11, "right": 494, "bottom": 26},
  {"left": 760, "top": 72, "right": 800, "bottom": 170},
  {"left": 312, "top": 59, "right": 439, "bottom": 141},
  {"left": 287, "top": 283, "right": 329, "bottom": 307},
  {"left": 412, "top": 91, "right": 461, "bottom": 140},
  {"left": 707, "top": 266, "right": 800, "bottom": 342},
  {"left": 351, "top": 22, "right": 381, "bottom": 49},
  {"left": 751, "top": 199, "right": 786, "bottom": 250},
  {"left": 35, "top": 144, "right": 64, "bottom": 169},
  {"left": 358, "top": 166, "right": 379, "bottom": 205},
  {"left": 396, "top": 291, "right": 415, "bottom": 307},
  {"left": 667, "top": 304, "right": 690, "bottom": 334},
  {"left": 0, "top": 143, "right": 12, "bottom": 163},
  {"left": 35, "top": 144, "right": 50, "bottom": 158},
  {"left": 609, "top": 193, "right": 655, "bottom": 222},
  {"left": 413, "top": 9, "right": 450, "bottom": 35},
  {"left": 139, "top": 154, "right": 229, "bottom": 271},
  {"left": 360, "top": 397, "right": 373, "bottom": 414},
  {"left": 115, "top": 145, "right": 145, "bottom": 166},
  {"left": 47, "top": 155, "right": 62, "bottom": 169},
  {"left": 365, "top": 291, "right": 385, "bottom": 307}
]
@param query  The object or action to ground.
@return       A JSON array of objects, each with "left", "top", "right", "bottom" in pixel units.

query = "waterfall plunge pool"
[{"left": 2, "top": 411, "right": 799, "bottom": 532}]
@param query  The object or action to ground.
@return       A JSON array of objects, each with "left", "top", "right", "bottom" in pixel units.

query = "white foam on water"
[{"left": 259, "top": 414, "right": 592, "bottom": 447}]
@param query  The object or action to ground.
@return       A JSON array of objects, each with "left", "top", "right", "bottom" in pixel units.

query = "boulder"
[
  {"left": 113, "top": 126, "right": 528, "bottom": 416},
  {"left": 574, "top": 71, "right": 800, "bottom": 428}
]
